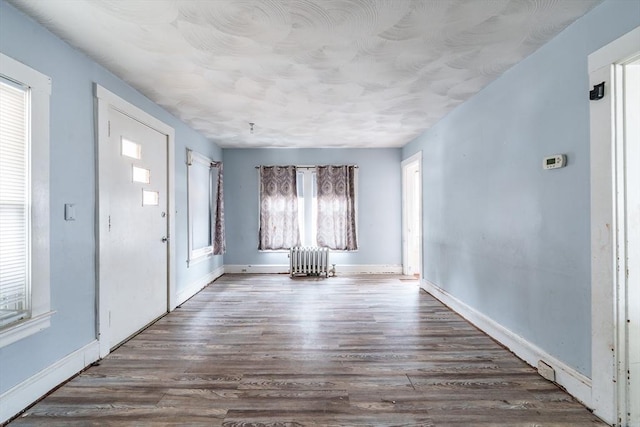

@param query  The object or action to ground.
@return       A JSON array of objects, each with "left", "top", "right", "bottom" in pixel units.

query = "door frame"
[
  {"left": 589, "top": 26, "right": 640, "bottom": 425},
  {"left": 95, "top": 84, "right": 176, "bottom": 358},
  {"left": 401, "top": 151, "right": 422, "bottom": 277}
]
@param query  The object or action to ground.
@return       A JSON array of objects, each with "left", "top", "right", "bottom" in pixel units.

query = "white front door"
[{"left": 106, "top": 107, "right": 168, "bottom": 348}]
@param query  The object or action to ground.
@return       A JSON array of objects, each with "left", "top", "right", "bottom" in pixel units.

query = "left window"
[
  {"left": 187, "top": 149, "right": 223, "bottom": 264},
  {"left": 0, "top": 53, "right": 52, "bottom": 347}
]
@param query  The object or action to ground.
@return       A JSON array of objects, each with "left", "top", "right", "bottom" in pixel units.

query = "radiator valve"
[{"left": 329, "top": 264, "right": 336, "bottom": 277}]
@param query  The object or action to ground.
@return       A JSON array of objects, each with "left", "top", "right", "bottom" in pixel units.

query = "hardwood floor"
[{"left": 9, "top": 274, "right": 605, "bottom": 426}]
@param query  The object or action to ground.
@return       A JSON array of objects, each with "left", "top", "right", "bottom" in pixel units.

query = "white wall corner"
[
  {"left": 0, "top": 340, "right": 100, "bottom": 424},
  {"left": 421, "top": 279, "right": 593, "bottom": 409},
  {"left": 176, "top": 265, "right": 224, "bottom": 306}
]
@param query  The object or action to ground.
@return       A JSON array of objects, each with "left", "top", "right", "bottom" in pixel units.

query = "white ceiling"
[{"left": 10, "top": 0, "right": 600, "bottom": 148}]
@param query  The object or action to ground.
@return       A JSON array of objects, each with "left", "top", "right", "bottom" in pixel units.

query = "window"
[
  {"left": 186, "top": 149, "right": 224, "bottom": 265},
  {"left": 297, "top": 169, "right": 317, "bottom": 246},
  {"left": 259, "top": 165, "right": 358, "bottom": 251},
  {"left": 0, "top": 53, "right": 52, "bottom": 348}
]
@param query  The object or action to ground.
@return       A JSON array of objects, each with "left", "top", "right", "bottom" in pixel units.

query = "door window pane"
[
  {"left": 121, "top": 138, "right": 141, "bottom": 159},
  {"left": 142, "top": 190, "right": 159, "bottom": 206}
]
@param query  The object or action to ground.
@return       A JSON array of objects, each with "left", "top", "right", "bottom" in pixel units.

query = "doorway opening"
[
  {"left": 589, "top": 26, "right": 639, "bottom": 426},
  {"left": 402, "top": 152, "right": 422, "bottom": 279}
]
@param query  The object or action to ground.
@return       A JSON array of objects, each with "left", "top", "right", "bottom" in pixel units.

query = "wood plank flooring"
[{"left": 9, "top": 274, "right": 606, "bottom": 426}]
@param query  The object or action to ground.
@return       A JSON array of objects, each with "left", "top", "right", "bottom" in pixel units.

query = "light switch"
[{"left": 64, "top": 203, "right": 76, "bottom": 221}]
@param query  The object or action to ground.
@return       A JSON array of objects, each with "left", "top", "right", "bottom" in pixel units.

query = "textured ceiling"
[{"left": 9, "top": 0, "right": 600, "bottom": 148}]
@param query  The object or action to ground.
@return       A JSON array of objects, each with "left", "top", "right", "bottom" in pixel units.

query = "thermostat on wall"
[{"left": 542, "top": 154, "right": 566, "bottom": 170}]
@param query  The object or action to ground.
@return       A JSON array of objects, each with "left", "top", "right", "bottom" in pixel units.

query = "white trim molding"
[
  {"left": 0, "top": 311, "right": 54, "bottom": 348},
  {"left": 224, "top": 264, "right": 403, "bottom": 275},
  {"left": 422, "top": 279, "right": 593, "bottom": 409},
  {"left": 335, "top": 264, "right": 403, "bottom": 275},
  {"left": 176, "top": 266, "right": 224, "bottom": 306},
  {"left": 224, "top": 264, "right": 290, "bottom": 274},
  {"left": 0, "top": 340, "right": 100, "bottom": 424},
  {"left": 588, "top": 26, "right": 640, "bottom": 426}
]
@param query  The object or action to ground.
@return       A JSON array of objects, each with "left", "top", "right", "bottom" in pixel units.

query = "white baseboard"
[
  {"left": 335, "top": 264, "right": 403, "bottom": 275},
  {"left": 422, "top": 279, "right": 592, "bottom": 408},
  {"left": 223, "top": 264, "right": 403, "bottom": 275},
  {"left": 0, "top": 340, "right": 100, "bottom": 424},
  {"left": 176, "top": 265, "right": 224, "bottom": 306},
  {"left": 224, "top": 264, "right": 290, "bottom": 274}
]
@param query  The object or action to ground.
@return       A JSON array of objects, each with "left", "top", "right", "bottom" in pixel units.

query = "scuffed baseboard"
[
  {"left": 0, "top": 340, "right": 100, "bottom": 424},
  {"left": 422, "top": 279, "right": 593, "bottom": 409},
  {"left": 224, "top": 264, "right": 403, "bottom": 275},
  {"left": 334, "top": 264, "right": 402, "bottom": 275},
  {"left": 176, "top": 265, "right": 224, "bottom": 306},
  {"left": 224, "top": 264, "right": 289, "bottom": 274}
]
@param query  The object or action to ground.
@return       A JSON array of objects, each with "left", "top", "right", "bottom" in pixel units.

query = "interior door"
[{"left": 106, "top": 107, "right": 168, "bottom": 348}]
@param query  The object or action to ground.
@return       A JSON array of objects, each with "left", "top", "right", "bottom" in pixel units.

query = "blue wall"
[
  {"left": 0, "top": 0, "right": 222, "bottom": 394},
  {"left": 402, "top": 0, "right": 640, "bottom": 377},
  {"left": 223, "top": 148, "right": 402, "bottom": 268}
]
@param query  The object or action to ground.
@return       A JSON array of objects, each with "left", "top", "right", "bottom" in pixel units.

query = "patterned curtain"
[
  {"left": 213, "top": 163, "right": 225, "bottom": 255},
  {"left": 258, "top": 166, "right": 300, "bottom": 250},
  {"left": 316, "top": 165, "right": 358, "bottom": 251}
]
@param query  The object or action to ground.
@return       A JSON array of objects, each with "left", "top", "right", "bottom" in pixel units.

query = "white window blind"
[{"left": 0, "top": 77, "right": 30, "bottom": 328}]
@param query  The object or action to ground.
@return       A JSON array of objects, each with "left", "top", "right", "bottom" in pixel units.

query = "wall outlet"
[{"left": 537, "top": 360, "right": 556, "bottom": 381}]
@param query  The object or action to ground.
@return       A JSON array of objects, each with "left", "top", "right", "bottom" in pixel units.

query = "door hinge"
[
  {"left": 108, "top": 215, "right": 111, "bottom": 231},
  {"left": 590, "top": 82, "right": 605, "bottom": 100},
  {"left": 108, "top": 120, "right": 111, "bottom": 137}
]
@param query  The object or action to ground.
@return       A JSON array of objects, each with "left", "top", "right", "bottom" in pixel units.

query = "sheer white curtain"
[
  {"left": 258, "top": 166, "right": 300, "bottom": 250},
  {"left": 315, "top": 165, "right": 358, "bottom": 250}
]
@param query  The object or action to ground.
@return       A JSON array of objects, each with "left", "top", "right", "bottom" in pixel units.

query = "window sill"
[
  {"left": 187, "top": 251, "right": 213, "bottom": 267},
  {"left": 0, "top": 311, "right": 55, "bottom": 349}
]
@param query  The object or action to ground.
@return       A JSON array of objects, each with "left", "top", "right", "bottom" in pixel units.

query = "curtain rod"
[{"left": 254, "top": 165, "right": 358, "bottom": 169}]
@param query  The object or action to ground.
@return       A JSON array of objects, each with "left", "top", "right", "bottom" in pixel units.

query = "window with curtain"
[
  {"left": 258, "top": 165, "right": 358, "bottom": 251},
  {"left": 316, "top": 165, "right": 358, "bottom": 251},
  {"left": 0, "top": 53, "right": 52, "bottom": 347},
  {"left": 186, "top": 149, "right": 225, "bottom": 265},
  {"left": 258, "top": 166, "right": 300, "bottom": 250}
]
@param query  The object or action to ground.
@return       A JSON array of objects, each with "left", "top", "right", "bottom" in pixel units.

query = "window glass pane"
[
  {"left": 191, "top": 162, "right": 212, "bottom": 250},
  {"left": 121, "top": 137, "right": 141, "bottom": 159},
  {"left": 297, "top": 172, "right": 305, "bottom": 244},
  {"left": 0, "top": 78, "right": 30, "bottom": 327},
  {"left": 311, "top": 172, "right": 317, "bottom": 245},
  {"left": 142, "top": 190, "right": 159, "bottom": 206},
  {"left": 132, "top": 165, "right": 150, "bottom": 184}
]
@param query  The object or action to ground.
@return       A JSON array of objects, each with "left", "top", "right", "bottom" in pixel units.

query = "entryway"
[
  {"left": 402, "top": 152, "right": 422, "bottom": 278},
  {"left": 95, "top": 85, "right": 176, "bottom": 356},
  {"left": 589, "top": 26, "right": 639, "bottom": 426}
]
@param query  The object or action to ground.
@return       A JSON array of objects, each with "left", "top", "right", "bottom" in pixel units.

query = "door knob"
[{"left": 161, "top": 236, "right": 169, "bottom": 243}]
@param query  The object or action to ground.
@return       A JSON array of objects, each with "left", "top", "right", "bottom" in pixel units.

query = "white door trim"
[
  {"left": 401, "top": 151, "right": 422, "bottom": 277},
  {"left": 589, "top": 26, "right": 640, "bottom": 426},
  {"left": 94, "top": 84, "right": 176, "bottom": 358}
]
